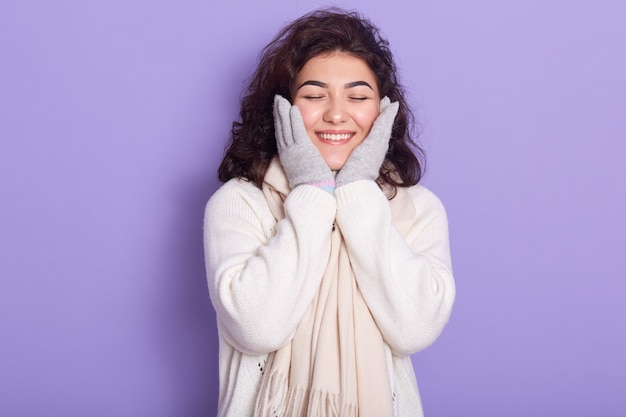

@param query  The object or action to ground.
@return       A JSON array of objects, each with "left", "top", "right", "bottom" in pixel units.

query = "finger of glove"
[
  {"left": 368, "top": 99, "right": 399, "bottom": 147},
  {"left": 379, "top": 96, "right": 391, "bottom": 112},
  {"left": 273, "top": 95, "right": 295, "bottom": 149},
  {"left": 288, "top": 105, "right": 312, "bottom": 146}
]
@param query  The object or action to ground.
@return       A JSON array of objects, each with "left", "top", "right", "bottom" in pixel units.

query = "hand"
[
  {"left": 273, "top": 95, "right": 335, "bottom": 191},
  {"left": 335, "top": 97, "right": 399, "bottom": 187}
]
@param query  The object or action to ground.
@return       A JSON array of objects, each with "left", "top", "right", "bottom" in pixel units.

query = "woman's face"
[{"left": 292, "top": 52, "right": 380, "bottom": 171}]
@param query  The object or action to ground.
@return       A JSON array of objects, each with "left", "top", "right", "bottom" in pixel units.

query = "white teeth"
[{"left": 319, "top": 133, "right": 351, "bottom": 141}]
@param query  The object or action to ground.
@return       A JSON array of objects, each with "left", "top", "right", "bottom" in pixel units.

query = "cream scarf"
[{"left": 255, "top": 159, "right": 415, "bottom": 417}]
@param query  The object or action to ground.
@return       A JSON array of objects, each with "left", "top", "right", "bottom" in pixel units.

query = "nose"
[{"left": 323, "top": 98, "right": 348, "bottom": 124}]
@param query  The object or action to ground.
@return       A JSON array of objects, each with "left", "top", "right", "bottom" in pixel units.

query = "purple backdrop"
[{"left": 1, "top": 1, "right": 624, "bottom": 416}]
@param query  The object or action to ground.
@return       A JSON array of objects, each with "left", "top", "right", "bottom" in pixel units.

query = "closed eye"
[{"left": 303, "top": 95, "right": 325, "bottom": 100}]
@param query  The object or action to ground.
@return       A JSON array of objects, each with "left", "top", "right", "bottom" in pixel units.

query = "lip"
[{"left": 315, "top": 130, "right": 356, "bottom": 145}]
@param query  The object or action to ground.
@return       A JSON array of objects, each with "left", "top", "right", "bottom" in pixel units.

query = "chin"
[
  {"left": 319, "top": 150, "right": 350, "bottom": 171},
  {"left": 324, "top": 158, "right": 347, "bottom": 171}
]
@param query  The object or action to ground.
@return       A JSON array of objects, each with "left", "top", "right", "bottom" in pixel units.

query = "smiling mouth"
[{"left": 317, "top": 132, "right": 354, "bottom": 142}]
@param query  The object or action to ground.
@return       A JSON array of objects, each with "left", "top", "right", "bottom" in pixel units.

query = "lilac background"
[{"left": 1, "top": 0, "right": 624, "bottom": 416}]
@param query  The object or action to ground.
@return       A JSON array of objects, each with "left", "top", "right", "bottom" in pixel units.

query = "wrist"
[{"left": 307, "top": 179, "right": 336, "bottom": 193}]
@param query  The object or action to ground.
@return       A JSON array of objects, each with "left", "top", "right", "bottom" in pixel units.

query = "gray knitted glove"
[
  {"left": 273, "top": 95, "right": 335, "bottom": 191},
  {"left": 335, "top": 97, "right": 399, "bottom": 187}
]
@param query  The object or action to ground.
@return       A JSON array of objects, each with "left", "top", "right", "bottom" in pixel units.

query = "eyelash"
[{"left": 302, "top": 95, "right": 369, "bottom": 101}]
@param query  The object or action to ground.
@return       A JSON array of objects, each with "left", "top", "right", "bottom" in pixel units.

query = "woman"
[{"left": 204, "top": 8, "right": 455, "bottom": 417}]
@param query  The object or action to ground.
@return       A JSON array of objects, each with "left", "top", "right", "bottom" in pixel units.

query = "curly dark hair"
[{"left": 218, "top": 8, "right": 424, "bottom": 191}]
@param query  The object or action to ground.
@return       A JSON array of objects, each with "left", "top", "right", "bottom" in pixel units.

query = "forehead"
[{"left": 296, "top": 52, "right": 377, "bottom": 85}]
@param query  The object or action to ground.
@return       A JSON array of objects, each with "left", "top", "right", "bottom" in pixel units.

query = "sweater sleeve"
[
  {"left": 204, "top": 180, "right": 336, "bottom": 355},
  {"left": 334, "top": 181, "right": 455, "bottom": 356}
]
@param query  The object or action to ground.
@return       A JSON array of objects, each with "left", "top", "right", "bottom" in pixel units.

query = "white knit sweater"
[{"left": 204, "top": 177, "right": 455, "bottom": 417}]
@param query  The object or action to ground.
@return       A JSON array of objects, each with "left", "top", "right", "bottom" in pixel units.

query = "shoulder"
[
  {"left": 206, "top": 178, "right": 265, "bottom": 212},
  {"left": 205, "top": 178, "right": 274, "bottom": 227},
  {"left": 402, "top": 184, "right": 450, "bottom": 242},
  {"left": 405, "top": 184, "right": 447, "bottom": 216},
  {"left": 209, "top": 177, "right": 262, "bottom": 199}
]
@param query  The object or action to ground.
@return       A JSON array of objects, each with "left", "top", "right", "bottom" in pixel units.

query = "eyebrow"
[{"left": 296, "top": 80, "right": 374, "bottom": 90}]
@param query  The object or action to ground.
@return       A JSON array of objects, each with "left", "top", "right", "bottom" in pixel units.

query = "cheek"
[
  {"left": 293, "top": 101, "right": 321, "bottom": 132},
  {"left": 356, "top": 107, "right": 380, "bottom": 133}
]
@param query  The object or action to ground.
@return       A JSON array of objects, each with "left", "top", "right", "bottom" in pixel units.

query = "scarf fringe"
[
  {"left": 306, "top": 389, "right": 358, "bottom": 417},
  {"left": 254, "top": 369, "right": 287, "bottom": 417},
  {"left": 254, "top": 371, "right": 358, "bottom": 417}
]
